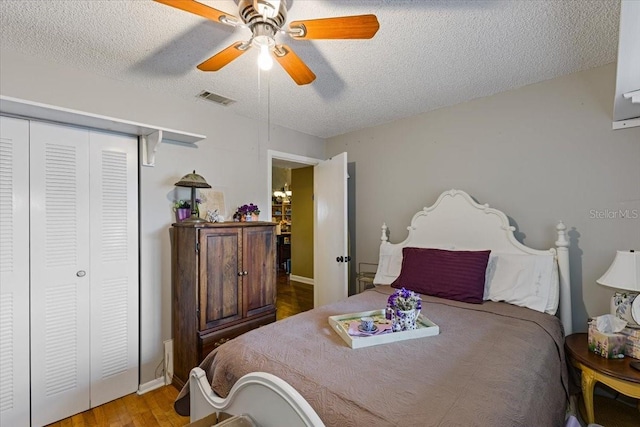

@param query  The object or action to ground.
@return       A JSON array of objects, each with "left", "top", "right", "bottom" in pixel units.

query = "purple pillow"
[{"left": 391, "top": 247, "right": 491, "bottom": 304}]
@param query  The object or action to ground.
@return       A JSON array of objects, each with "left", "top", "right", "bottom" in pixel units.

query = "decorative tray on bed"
[{"left": 328, "top": 309, "right": 440, "bottom": 349}]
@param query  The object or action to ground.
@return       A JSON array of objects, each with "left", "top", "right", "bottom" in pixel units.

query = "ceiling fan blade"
[
  {"left": 289, "top": 14, "right": 379, "bottom": 39},
  {"left": 154, "top": 0, "right": 236, "bottom": 25},
  {"left": 197, "top": 42, "right": 249, "bottom": 71},
  {"left": 273, "top": 45, "right": 316, "bottom": 85}
]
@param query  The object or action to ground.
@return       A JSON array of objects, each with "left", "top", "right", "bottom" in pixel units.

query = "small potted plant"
[
  {"left": 174, "top": 198, "right": 201, "bottom": 222},
  {"left": 236, "top": 204, "right": 260, "bottom": 222},
  {"left": 386, "top": 287, "right": 422, "bottom": 331}
]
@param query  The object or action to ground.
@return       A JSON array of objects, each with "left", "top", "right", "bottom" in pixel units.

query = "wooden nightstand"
[{"left": 565, "top": 333, "right": 640, "bottom": 424}]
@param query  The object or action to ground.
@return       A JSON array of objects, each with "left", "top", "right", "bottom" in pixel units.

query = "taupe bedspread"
[{"left": 176, "top": 287, "right": 568, "bottom": 426}]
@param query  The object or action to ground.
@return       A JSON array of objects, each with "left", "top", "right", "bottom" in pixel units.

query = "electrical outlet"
[{"left": 163, "top": 339, "right": 173, "bottom": 385}]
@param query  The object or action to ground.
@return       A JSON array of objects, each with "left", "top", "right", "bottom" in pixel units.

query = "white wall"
[
  {"left": 0, "top": 48, "right": 326, "bottom": 385},
  {"left": 327, "top": 63, "right": 640, "bottom": 333}
]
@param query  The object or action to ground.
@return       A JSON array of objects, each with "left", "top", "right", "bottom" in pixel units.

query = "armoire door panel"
[
  {"left": 29, "top": 121, "right": 91, "bottom": 427},
  {"left": 200, "top": 228, "right": 243, "bottom": 330},
  {"left": 243, "top": 226, "right": 276, "bottom": 317},
  {"left": 0, "top": 116, "right": 31, "bottom": 426},
  {"left": 89, "top": 130, "right": 138, "bottom": 408}
]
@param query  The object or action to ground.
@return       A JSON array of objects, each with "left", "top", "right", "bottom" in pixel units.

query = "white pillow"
[
  {"left": 546, "top": 261, "right": 559, "bottom": 315},
  {"left": 484, "top": 253, "right": 556, "bottom": 314}
]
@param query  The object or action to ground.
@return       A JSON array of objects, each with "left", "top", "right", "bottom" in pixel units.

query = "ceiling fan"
[{"left": 155, "top": 0, "right": 380, "bottom": 85}]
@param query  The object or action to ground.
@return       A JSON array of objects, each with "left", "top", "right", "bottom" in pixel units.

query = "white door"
[
  {"left": 89, "top": 130, "right": 139, "bottom": 407},
  {"left": 0, "top": 116, "right": 31, "bottom": 426},
  {"left": 29, "top": 122, "right": 139, "bottom": 426},
  {"left": 314, "top": 152, "right": 348, "bottom": 307},
  {"left": 30, "top": 121, "right": 92, "bottom": 427}
]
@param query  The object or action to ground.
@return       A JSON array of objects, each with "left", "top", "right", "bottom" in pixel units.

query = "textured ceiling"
[{"left": 0, "top": 0, "right": 621, "bottom": 139}]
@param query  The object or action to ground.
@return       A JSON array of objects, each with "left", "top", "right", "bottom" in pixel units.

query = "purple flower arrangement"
[
  {"left": 237, "top": 203, "right": 260, "bottom": 215},
  {"left": 387, "top": 287, "right": 422, "bottom": 311},
  {"left": 386, "top": 288, "right": 422, "bottom": 331},
  {"left": 234, "top": 203, "right": 260, "bottom": 221}
]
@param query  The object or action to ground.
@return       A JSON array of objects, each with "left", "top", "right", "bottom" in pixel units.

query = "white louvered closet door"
[
  {"left": 30, "top": 121, "right": 92, "bottom": 427},
  {"left": 30, "top": 122, "right": 139, "bottom": 426},
  {"left": 88, "top": 130, "right": 138, "bottom": 408},
  {"left": 0, "top": 116, "right": 31, "bottom": 426}
]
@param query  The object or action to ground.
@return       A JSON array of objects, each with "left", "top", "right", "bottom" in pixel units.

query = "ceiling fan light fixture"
[
  {"left": 252, "top": 23, "right": 276, "bottom": 71},
  {"left": 252, "top": 24, "right": 277, "bottom": 48}
]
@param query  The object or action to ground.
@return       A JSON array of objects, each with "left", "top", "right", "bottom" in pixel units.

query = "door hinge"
[
  {"left": 196, "top": 242, "right": 200, "bottom": 252},
  {"left": 196, "top": 308, "right": 200, "bottom": 319}
]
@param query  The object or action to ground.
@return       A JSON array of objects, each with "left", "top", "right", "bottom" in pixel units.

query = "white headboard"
[{"left": 373, "top": 189, "right": 572, "bottom": 335}]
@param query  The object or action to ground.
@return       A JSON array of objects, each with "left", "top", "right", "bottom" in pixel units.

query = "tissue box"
[
  {"left": 620, "top": 326, "right": 640, "bottom": 341},
  {"left": 587, "top": 320, "right": 626, "bottom": 359},
  {"left": 624, "top": 341, "right": 640, "bottom": 359},
  {"left": 620, "top": 327, "right": 640, "bottom": 358}
]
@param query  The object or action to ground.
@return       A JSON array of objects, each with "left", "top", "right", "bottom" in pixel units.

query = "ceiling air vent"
[{"left": 196, "top": 90, "right": 236, "bottom": 106}]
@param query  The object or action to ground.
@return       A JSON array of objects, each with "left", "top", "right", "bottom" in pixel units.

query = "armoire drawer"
[{"left": 199, "top": 312, "right": 276, "bottom": 359}]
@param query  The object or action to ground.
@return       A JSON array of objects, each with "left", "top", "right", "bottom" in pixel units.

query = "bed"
[{"left": 175, "top": 189, "right": 573, "bottom": 426}]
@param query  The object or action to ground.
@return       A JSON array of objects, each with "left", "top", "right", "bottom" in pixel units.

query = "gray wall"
[
  {"left": 1, "top": 47, "right": 327, "bottom": 386},
  {"left": 327, "top": 63, "right": 640, "bottom": 332}
]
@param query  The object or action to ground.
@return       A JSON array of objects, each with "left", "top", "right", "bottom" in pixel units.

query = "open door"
[{"left": 314, "top": 152, "right": 348, "bottom": 307}]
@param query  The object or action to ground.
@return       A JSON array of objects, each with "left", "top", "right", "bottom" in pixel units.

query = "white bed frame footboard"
[{"left": 189, "top": 367, "right": 325, "bottom": 426}]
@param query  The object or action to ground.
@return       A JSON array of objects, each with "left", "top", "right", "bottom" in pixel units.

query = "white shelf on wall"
[
  {"left": 612, "top": 116, "right": 640, "bottom": 130},
  {"left": 623, "top": 89, "right": 640, "bottom": 104},
  {"left": 0, "top": 95, "right": 206, "bottom": 166}
]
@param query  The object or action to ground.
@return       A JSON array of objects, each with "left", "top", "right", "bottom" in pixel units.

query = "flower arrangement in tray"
[
  {"left": 386, "top": 287, "right": 422, "bottom": 332},
  {"left": 234, "top": 203, "right": 260, "bottom": 221}
]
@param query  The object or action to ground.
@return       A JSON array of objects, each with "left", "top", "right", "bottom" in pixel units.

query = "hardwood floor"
[
  {"left": 45, "top": 385, "right": 189, "bottom": 427},
  {"left": 48, "top": 271, "right": 312, "bottom": 426},
  {"left": 276, "top": 271, "right": 314, "bottom": 320}
]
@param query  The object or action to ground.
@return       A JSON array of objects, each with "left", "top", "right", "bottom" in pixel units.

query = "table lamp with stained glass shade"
[
  {"left": 175, "top": 170, "right": 211, "bottom": 223},
  {"left": 596, "top": 250, "right": 640, "bottom": 326}
]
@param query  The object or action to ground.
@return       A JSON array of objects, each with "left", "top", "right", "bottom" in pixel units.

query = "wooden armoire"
[{"left": 170, "top": 222, "right": 277, "bottom": 388}]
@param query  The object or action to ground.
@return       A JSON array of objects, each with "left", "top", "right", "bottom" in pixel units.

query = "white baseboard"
[
  {"left": 137, "top": 377, "right": 166, "bottom": 395},
  {"left": 290, "top": 275, "right": 314, "bottom": 285}
]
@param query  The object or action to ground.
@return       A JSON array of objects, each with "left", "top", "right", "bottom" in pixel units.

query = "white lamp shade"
[{"left": 596, "top": 250, "right": 640, "bottom": 292}]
